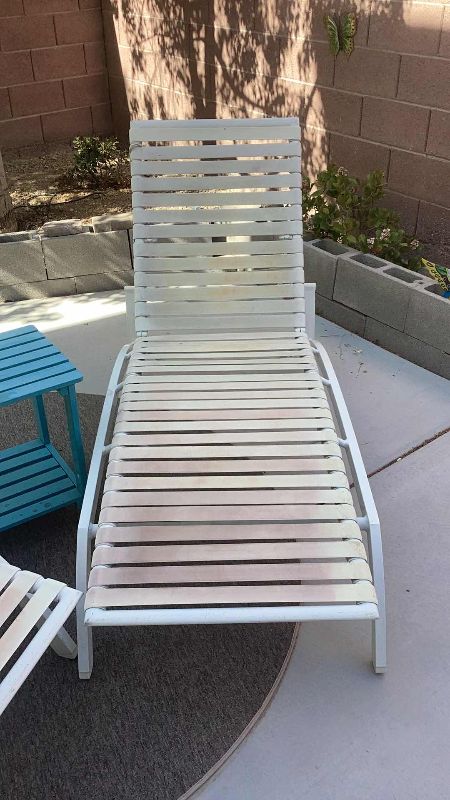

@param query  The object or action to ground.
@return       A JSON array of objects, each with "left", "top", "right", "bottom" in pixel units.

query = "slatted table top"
[
  {"left": 0, "top": 325, "right": 82, "bottom": 407},
  {"left": 85, "top": 331, "right": 377, "bottom": 616}
]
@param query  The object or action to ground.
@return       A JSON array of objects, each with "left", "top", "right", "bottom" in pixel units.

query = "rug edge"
[{"left": 176, "top": 622, "right": 301, "bottom": 800}]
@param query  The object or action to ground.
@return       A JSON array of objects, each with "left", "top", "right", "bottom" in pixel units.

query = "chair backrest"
[{"left": 130, "top": 117, "right": 304, "bottom": 335}]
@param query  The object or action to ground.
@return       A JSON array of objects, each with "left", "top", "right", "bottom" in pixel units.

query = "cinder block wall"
[
  {"left": 0, "top": 0, "right": 112, "bottom": 148},
  {"left": 103, "top": 0, "right": 450, "bottom": 265}
]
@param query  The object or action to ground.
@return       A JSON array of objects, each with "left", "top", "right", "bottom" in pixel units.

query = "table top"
[{"left": 0, "top": 325, "right": 82, "bottom": 407}]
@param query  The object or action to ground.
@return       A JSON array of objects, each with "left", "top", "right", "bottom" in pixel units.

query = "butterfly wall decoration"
[{"left": 324, "top": 12, "right": 358, "bottom": 57}]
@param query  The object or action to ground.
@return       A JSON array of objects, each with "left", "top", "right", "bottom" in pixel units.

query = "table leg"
[
  {"left": 33, "top": 394, "right": 50, "bottom": 443},
  {"left": 60, "top": 385, "right": 87, "bottom": 502}
]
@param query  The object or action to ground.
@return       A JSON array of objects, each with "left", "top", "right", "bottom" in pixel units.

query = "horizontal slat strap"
[
  {"left": 85, "top": 582, "right": 376, "bottom": 609},
  {"left": 89, "top": 560, "right": 371, "bottom": 587},
  {"left": 132, "top": 173, "right": 300, "bottom": 192},
  {"left": 132, "top": 188, "right": 302, "bottom": 210},
  {"left": 113, "top": 418, "right": 334, "bottom": 433},
  {"left": 0, "top": 578, "right": 64, "bottom": 673},
  {"left": 128, "top": 361, "right": 315, "bottom": 372},
  {"left": 121, "top": 392, "right": 327, "bottom": 404},
  {"left": 122, "top": 381, "right": 323, "bottom": 392},
  {"left": 134, "top": 298, "right": 304, "bottom": 317},
  {"left": 125, "top": 365, "right": 316, "bottom": 378},
  {"left": 128, "top": 360, "right": 314, "bottom": 373},
  {"left": 0, "top": 571, "right": 40, "bottom": 627},
  {"left": 123, "top": 373, "right": 320, "bottom": 386},
  {"left": 136, "top": 331, "right": 304, "bottom": 341},
  {"left": 133, "top": 337, "right": 307, "bottom": 352},
  {"left": 95, "top": 520, "right": 362, "bottom": 544},
  {"left": 133, "top": 238, "right": 303, "bottom": 259},
  {"left": 106, "top": 456, "right": 346, "bottom": 475},
  {"left": 132, "top": 142, "right": 301, "bottom": 161},
  {"left": 134, "top": 255, "right": 303, "bottom": 274},
  {"left": 99, "top": 503, "right": 356, "bottom": 524},
  {"left": 101, "top": 487, "right": 352, "bottom": 508},
  {"left": 0, "top": 560, "right": 20, "bottom": 592},
  {"left": 92, "top": 539, "right": 366, "bottom": 565},
  {"left": 134, "top": 220, "right": 299, "bottom": 241},
  {"left": 130, "top": 119, "right": 300, "bottom": 143},
  {"left": 134, "top": 269, "right": 304, "bottom": 291},
  {"left": 135, "top": 313, "right": 306, "bottom": 332},
  {"left": 128, "top": 359, "right": 313, "bottom": 369},
  {"left": 130, "top": 357, "right": 314, "bottom": 368},
  {"left": 118, "top": 399, "right": 327, "bottom": 411},
  {"left": 133, "top": 205, "right": 301, "bottom": 225},
  {"left": 111, "top": 431, "right": 337, "bottom": 447},
  {"left": 116, "top": 406, "right": 332, "bottom": 418},
  {"left": 106, "top": 443, "right": 341, "bottom": 459},
  {"left": 131, "top": 156, "right": 301, "bottom": 177},
  {"left": 133, "top": 283, "right": 305, "bottom": 303},
  {"left": 104, "top": 473, "right": 348, "bottom": 491}
]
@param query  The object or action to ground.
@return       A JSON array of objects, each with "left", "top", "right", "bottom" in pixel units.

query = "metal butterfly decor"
[
  {"left": 422, "top": 259, "right": 450, "bottom": 298},
  {"left": 324, "top": 12, "right": 357, "bottom": 57}
]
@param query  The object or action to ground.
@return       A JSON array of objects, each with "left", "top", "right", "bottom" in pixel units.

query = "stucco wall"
[
  {"left": 0, "top": 0, "right": 112, "bottom": 148},
  {"left": 103, "top": 0, "right": 450, "bottom": 265}
]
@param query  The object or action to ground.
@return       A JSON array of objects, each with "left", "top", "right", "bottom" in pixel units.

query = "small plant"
[
  {"left": 324, "top": 12, "right": 357, "bottom": 57},
  {"left": 302, "top": 166, "right": 422, "bottom": 270},
  {"left": 61, "top": 136, "right": 129, "bottom": 189}
]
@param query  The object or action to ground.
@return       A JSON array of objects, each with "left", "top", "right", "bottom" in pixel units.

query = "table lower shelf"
[{"left": 0, "top": 439, "right": 81, "bottom": 532}]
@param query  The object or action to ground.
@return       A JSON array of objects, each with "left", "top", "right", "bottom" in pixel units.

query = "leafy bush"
[
  {"left": 302, "top": 166, "right": 422, "bottom": 270},
  {"left": 61, "top": 136, "right": 129, "bottom": 189}
]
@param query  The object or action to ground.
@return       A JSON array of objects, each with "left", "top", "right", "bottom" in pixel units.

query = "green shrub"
[
  {"left": 302, "top": 165, "right": 422, "bottom": 270},
  {"left": 62, "top": 135, "right": 129, "bottom": 189}
]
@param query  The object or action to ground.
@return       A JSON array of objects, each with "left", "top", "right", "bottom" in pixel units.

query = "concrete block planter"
[
  {"left": 404, "top": 284, "right": 450, "bottom": 355},
  {"left": 43, "top": 230, "right": 131, "bottom": 279},
  {"left": 303, "top": 238, "right": 356, "bottom": 298},
  {"left": 334, "top": 252, "right": 424, "bottom": 330},
  {"left": 0, "top": 232, "right": 46, "bottom": 285},
  {"left": 304, "top": 238, "right": 450, "bottom": 379},
  {"left": 0, "top": 213, "right": 134, "bottom": 301}
]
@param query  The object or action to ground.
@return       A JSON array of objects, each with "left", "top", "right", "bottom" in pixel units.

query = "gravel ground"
[{"left": 1, "top": 142, "right": 131, "bottom": 232}]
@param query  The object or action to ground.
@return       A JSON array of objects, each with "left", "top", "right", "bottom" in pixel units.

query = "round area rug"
[{"left": 0, "top": 393, "right": 297, "bottom": 800}]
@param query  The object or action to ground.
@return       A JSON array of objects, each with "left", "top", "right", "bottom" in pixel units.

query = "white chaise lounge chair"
[
  {"left": 76, "top": 117, "right": 386, "bottom": 678},
  {"left": 0, "top": 557, "right": 80, "bottom": 714}
]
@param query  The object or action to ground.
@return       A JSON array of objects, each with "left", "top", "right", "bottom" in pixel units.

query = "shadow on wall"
[{"left": 104, "top": 0, "right": 407, "bottom": 182}]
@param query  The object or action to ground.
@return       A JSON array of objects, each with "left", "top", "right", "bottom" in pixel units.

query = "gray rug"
[{"left": 0, "top": 393, "right": 295, "bottom": 800}]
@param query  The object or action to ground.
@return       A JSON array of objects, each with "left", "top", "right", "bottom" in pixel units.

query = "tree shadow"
[{"left": 103, "top": 0, "right": 406, "bottom": 184}]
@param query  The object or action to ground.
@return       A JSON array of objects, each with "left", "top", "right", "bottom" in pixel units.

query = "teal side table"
[{"left": 0, "top": 325, "right": 86, "bottom": 532}]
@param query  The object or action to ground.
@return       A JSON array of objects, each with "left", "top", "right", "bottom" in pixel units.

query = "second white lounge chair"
[
  {"left": 0, "top": 557, "right": 80, "bottom": 714},
  {"left": 76, "top": 117, "right": 386, "bottom": 678}
]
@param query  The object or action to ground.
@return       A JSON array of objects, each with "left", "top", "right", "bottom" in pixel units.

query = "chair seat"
[{"left": 85, "top": 331, "right": 377, "bottom": 613}]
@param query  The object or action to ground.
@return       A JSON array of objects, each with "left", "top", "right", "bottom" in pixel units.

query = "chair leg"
[
  {"left": 76, "top": 523, "right": 93, "bottom": 678},
  {"left": 18, "top": 598, "right": 77, "bottom": 659},
  {"left": 76, "top": 602, "right": 93, "bottom": 679},
  {"left": 40, "top": 608, "right": 77, "bottom": 659},
  {"left": 368, "top": 520, "right": 387, "bottom": 673},
  {"left": 50, "top": 626, "right": 77, "bottom": 659}
]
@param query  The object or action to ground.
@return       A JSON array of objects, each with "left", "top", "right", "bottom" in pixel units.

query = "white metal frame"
[
  {"left": 0, "top": 558, "right": 80, "bottom": 715},
  {"left": 77, "top": 120, "right": 386, "bottom": 678},
  {"left": 76, "top": 284, "right": 386, "bottom": 678}
]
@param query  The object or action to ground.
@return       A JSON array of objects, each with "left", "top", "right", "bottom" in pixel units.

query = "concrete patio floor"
[{"left": 1, "top": 291, "right": 449, "bottom": 800}]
